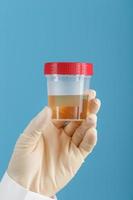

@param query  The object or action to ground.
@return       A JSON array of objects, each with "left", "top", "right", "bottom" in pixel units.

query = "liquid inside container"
[
  {"left": 48, "top": 94, "right": 89, "bottom": 121},
  {"left": 44, "top": 62, "right": 93, "bottom": 121}
]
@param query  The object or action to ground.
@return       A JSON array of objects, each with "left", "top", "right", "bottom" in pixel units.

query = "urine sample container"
[{"left": 44, "top": 62, "right": 93, "bottom": 121}]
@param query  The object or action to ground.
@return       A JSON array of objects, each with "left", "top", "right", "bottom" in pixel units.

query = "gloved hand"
[{"left": 7, "top": 90, "right": 101, "bottom": 197}]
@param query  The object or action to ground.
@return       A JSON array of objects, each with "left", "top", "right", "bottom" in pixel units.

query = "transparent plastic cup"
[{"left": 44, "top": 62, "right": 93, "bottom": 121}]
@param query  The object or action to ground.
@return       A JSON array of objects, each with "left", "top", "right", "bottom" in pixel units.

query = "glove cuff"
[{"left": 0, "top": 172, "right": 57, "bottom": 200}]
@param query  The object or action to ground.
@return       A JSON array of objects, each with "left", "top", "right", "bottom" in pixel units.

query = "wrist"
[{"left": 1, "top": 173, "right": 57, "bottom": 200}]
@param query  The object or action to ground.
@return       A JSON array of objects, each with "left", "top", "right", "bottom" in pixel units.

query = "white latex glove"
[{"left": 7, "top": 90, "right": 101, "bottom": 197}]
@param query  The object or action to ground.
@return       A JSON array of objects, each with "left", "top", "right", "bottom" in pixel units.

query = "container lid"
[{"left": 44, "top": 62, "right": 93, "bottom": 75}]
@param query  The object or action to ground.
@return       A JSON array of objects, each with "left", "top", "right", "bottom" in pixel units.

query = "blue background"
[{"left": 0, "top": 0, "right": 133, "bottom": 199}]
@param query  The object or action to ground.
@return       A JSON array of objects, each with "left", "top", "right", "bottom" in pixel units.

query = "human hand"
[{"left": 7, "top": 90, "right": 101, "bottom": 197}]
